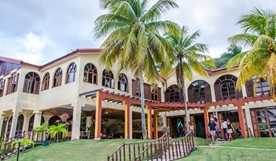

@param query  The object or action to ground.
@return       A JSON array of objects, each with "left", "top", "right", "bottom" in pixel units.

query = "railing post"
[{"left": 123, "top": 143, "right": 125, "bottom": 161}]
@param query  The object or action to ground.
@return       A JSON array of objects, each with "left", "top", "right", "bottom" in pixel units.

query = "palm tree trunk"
[
  {"left": 178, "top": 57, "right": 190, "bottom": 133},
  {"left": 139, "top": 67, "right": 148, "bottom": 139}
]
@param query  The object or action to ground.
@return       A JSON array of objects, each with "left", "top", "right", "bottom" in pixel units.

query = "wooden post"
[
  {"left": 237, "top": 105, "right": 247, "bottom": 138},
  {"left": 124, "top": 101, "right": 131, "bottom": 139},
  {"left": 203, "top": 107, "right": 209, "bottom": 138},
  {"left": 94, "top": 92, "right": 103, "bottom": 140},
  {"left": 147, "top": 106, "right": 152, "bottom": 139},
  {"left": 153, "top": 110, "right": 158, "bottom": 139}
]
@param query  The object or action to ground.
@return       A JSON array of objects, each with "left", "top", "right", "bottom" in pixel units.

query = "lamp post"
[{"left": 16, "top": 134, "right": 23, "bottom": 161}]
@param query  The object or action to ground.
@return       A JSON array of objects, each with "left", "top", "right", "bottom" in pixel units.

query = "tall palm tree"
[
  {"left": 227, "top": 8, "right": 276, "bottom": 97},
  {"left": 95, "top": 0, "right": 178, "bottom": 139},
  {"left": 214, "top": 45, "right": 242, "bottom": 69},
  {"left": 164, "top": 26, "right": 214, "bottom": 130}
]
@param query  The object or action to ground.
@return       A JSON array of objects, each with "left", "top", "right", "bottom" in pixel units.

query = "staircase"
[{"left": 107, "top": 132, "right": 195, "bottom": 161}]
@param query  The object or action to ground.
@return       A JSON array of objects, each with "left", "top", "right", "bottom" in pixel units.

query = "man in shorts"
[{"left": 208, "top": 118, "right": 216, "bottom": 144}]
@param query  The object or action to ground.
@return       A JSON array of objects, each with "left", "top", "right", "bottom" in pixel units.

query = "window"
[
  {"left": 135, "top": 79, "right": 141, "bottom": 96},
  {"left": 41, "top": 73, "right": 50, "bottom": 91},
  {"left": 53, "top": 68, "right": 63, "bottom": 87},
  {"left": 6, "top": 73, "right": 19, "bottom": 95},
  {"left": 188, "top": 80, "right": 211, "bottom": 103},
  {"left": 0, "top": 79, "right": 5, "bottom": 97},
  {"left": 215, "top": 75, "right": 239, "bottom": 100},
  {"left": 165, "top": 85, "right": 183, "bottom": 102},
  {"left": 118, "top": 73, "right": 128, "bottom": 91},
  {"left": 256, "top": 78, "right": 270, "bottom": 96},
  {"left": 83, "top": 63, "right": 97, "bottom": 84},
  {"left": 151, "top": 87, "right": 158, "bottom": 101},
  {"left": 102, "top": 69, "right": 114, "bottom": 88},
  {"left": 66, "top": 63, "right": 77, "bottom": 83},
  {"left": 23, "top": 72, "right": 40, "bottom": 94}
]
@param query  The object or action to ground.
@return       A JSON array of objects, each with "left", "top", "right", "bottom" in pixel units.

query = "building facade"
[{"left": 0, "top": 49, "right": 275, "bottom": 140}]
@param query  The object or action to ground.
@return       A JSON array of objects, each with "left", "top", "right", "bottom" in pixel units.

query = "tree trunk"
[
  {"left": 139, "top": 68, "right": 148, "bottom": 139},
  {"left": 178, "top": 57, "right": 190, "bottom": 132}
]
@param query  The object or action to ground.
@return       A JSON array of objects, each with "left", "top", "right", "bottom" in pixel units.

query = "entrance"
[
  {"left": 194, "top": 115, "right": 205, "bottom": 138},
  {"left": 169, "top": 117, "right": 184, "bottom": 138}
]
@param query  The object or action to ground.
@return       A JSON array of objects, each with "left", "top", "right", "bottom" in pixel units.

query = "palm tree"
[
  {"left": 95, "top": 0, "right": 178, "bottom": 139},
  {"left": 47, "top": 124, "right": 68, "bottom": 142},
  {"left": 214, "top": 45, "right": 242, "bottom": 69},
  {"left": 227, "top": 8, "right": 276, "bottom": 97},
  {"left": 164, "top": 26, "right": 214, "bottom": 131}
]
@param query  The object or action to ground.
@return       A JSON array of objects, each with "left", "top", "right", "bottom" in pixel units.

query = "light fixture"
[{"left": 16, "top": 133, "right": 23, "bottom": 161}]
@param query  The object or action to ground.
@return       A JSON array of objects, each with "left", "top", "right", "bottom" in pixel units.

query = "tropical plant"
[
  {"left": 214, "top": 45, "right": 242, "bottom": 69},
  {"left": 95, "top": 0, "right": 179, "bottom": 139},
  {"left": 164, "top": 26, "right": 214, "bottom": 129},
  {"left": 13, "top": 137, "right": 35, "bottom": 149},
  {"left": 47, "top": 124, "right": 68, "bottom": 142},
  {"left": 227, "top": 8, "right": 276, "bottom": 97},
  {"left": 34, "top": 122, "right": 48, "bottom": 131}
]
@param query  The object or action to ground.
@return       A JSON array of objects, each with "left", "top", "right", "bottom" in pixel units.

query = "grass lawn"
[
  {"left": 7, "top": 139, "right": 143, "bottom": 161},
  {"left": 179, "top": 137, "right": 276, "bottom": 161},
  {"left": 6, "top": 137, "right": 276, "bottom": 161}
]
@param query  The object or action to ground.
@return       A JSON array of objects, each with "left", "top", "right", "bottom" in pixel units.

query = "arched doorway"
[
  {"left": 48, "top": 115, "right": 61, "bottom": 126},
  {"left": 16, "top": 114, "right": 24, "bottom": 134},
  {"left": 28, "top": 115, "right": 45, "bottom": 131}
]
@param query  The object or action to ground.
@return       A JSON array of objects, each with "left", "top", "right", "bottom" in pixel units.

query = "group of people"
[
  {"left": 208, "top": 117, "right": 234, "bottom": 144},
  {"left": 177, "top": 119, "right": 194, "bottom": 137}
]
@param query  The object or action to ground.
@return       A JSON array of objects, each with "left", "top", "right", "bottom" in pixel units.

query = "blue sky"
[{"left": 0, "top": 0, "right": 275, "bottom": 65}]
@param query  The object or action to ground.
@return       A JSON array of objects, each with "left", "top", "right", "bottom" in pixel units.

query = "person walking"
[
  {"left": 177, "top": 119, "right": 184, "bottom": 137},
  {"left": 221, "top": 119, "right": 228, "bottom": 140},
  {"left": 227, "top": 119, "right": 234, "bottom": 141},
  {"left": 208, "top": 118, "right": 216, "bottom": 144}
]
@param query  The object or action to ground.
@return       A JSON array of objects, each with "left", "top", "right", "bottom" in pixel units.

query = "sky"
[{"left": 0, "top": 0, "right": 276, "bottom": 65}]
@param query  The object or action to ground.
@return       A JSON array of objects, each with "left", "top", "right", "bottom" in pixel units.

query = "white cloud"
[{"left": 0, "top": 32, "right": 56, "bottom": 65}]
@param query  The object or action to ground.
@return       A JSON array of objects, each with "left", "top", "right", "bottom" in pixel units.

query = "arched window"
[
  {"left": 118, "top": 73, "right": 128, "bottom": 91},
  {"left": 53, "top": 68, "right": 63, "bottom": 87},
  {"left": 256, "top": 78, "right": 270, "bottom": 96},
  {"left": 165, "top": 85, "right": 183, "bottom": 102},
  {"left": 83, "top": 63, "right": 97, "bottom": 84},
  {"left": 188, "top": 80, "right": 211, "bottom": 103},
  {"left": 102, "top": 69, "right": 114, "bottom": 88},
  {"left": 214, "top": 74, "right": 243, "bottom": 101},
  {"left": 23, "top": 72, "right": 40, "bottom": 94},
  {"left": 16, "top": 114, "right": 24, "bottom": 133},
  {"left": 41, "top": 73, "right": 50, "bottom": 91},
  {"left": 66, "top": 63, "right": 77, "bottom": 83}
]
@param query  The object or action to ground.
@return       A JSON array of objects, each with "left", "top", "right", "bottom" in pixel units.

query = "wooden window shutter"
[
  {"left": 187, "top": 88, "right": 194, "bottom": 103},
  {"left": 236, "top": 88, "right": 243, "bottom": 99},
  {"left": 144, "top": 83, "right": 151, "bottom": 100},
  {"left": 132, "top": 79, "right": 136, "bottom": 96},
  {"left": 34, "top": 80, "right": 40, "bottom": 94},
  {"left": 205, "top": 86, "right": 212, "bottom": 102},
  {"left": 250, "top": 110, "right": 259, "bottom": 137},
  {"left": 14, "top": 73, "right": 19, "bottom": 92},
  {"left": 214, "top": 84, "right": 222, "bottom": 101},
  {"left": 245, "top": 80, "right": 254, "bottom": 97},
  {"left": 23, "top": 79, "right": 29, "bottom": 93},
  {"left": 157, "top": 87, "right": 161, "bottom": 102}
]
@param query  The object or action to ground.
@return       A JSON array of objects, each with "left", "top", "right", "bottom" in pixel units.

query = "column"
[
  {"left": 33, "top": 111, "right": 42, "bottom": 129},
  {"left": 0, "top": 114, "right": 4, "bottom": 138},
  {"left": 124, "top": 101, "right": 131, "bottom": 139},
  {"left": 9, "top": 109, "right": 19, "bottom": 138},
  {"left": 94, "top": 92, "right": 103, "bottom": 140},
  {"left": 86, "top": 116, "right": 92, "bottom": 130},
  {"left": 244, "top": 107, "right": 253, "bottom": 137},
  {"left": 153, "top": 111, "right": 158, "bottom": 139},
  {"left": 129, "top": 107, "right": 133, "bottom": 139},
  {"left": 22, "top": 113, "right": 31, "bottom": 132},
  {"left": 71, "top": 101, "right": 82, "bottom": 140},
  {"left": 203, "top": 107, "right": 209, "bottom": 138},
  {"left": 147, "top": 106, "right": 153, "bottom": 139},
  {"left": 162, "top": 113, "right": 167, "bottom": 128},
  {"left": 237, "top": 105, "right": 247, "bottom": 138}
]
